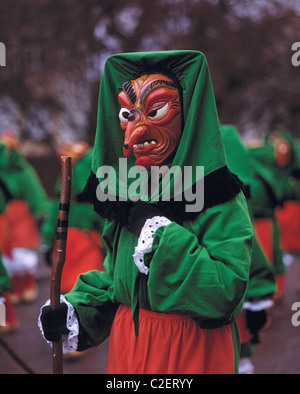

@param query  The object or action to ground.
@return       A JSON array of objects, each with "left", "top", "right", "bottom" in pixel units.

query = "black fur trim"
[{"left": 79, "top": 166, "right": 245, "bottom": 225}]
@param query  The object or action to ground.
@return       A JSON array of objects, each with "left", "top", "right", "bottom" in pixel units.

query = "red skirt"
[
  {"left": 106, "top": 305, "right": 236, "bottom": 374},
  {"left": 236, "top": 310, "right": 252, "bottom": 345},
  {"left": 275, "top": 201, "right": 300, "bottom": 254},
  {"left": 0, "top": 201, "right": 40, "bottom": 258},
  {"left": 254, "top": 218, "right": 273, "bottom": 264},
  {"left": 60, "top": 228, "right": 105, "bottom": 293}
]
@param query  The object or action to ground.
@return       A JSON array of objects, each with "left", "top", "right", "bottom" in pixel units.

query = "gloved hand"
[
  {"left": 245, "top": 309, "right": 267, "bottom": 335},
  {"left": 127, "top": 200, "right": 162, "bottom": 236},
  {"left": 40, "top": 303, "right": 69, "bottom": 342}
]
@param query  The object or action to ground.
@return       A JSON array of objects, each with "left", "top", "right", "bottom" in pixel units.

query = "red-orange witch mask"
[{"left": 118, "top": 73, "right": 182, "bottom": 169}]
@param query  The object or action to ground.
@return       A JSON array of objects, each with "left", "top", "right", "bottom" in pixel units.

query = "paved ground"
[
  {"left": 0, "top": 256, "right": 300, "bottom": 374},
  {"left": 251, "top": 255, "right": 300, "bottom": 374}
]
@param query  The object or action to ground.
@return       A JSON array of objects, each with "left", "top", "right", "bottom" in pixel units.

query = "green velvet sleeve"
[
  {"left": 64, "top": 255, "right": 119, "bottom": 350},
  {"left": 146, "top": 192, "right": 253, "bottom": 323},
  {"left": 64, "top": 193, "right": 253, "bottom": 348},
  {"left": 245, "top": 236, "right": 276, "bottom": 303}
]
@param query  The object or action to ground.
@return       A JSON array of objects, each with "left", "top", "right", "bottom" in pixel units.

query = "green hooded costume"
[
  {"left": 0, "top": 143, "right": 14, "bottom": 295},
  {"left": 41, "top": 148, "right": 104, "bottom": 293},
  {"left": 221, "top": 125, "right": 276, "bottom": 363},
  {"left": 247, "top": 134, "right": 293, "bottom": 277},
  {"left": 264, "top": 129, "right": 300, "bottom": 255},
  {"left": 221, "top": 125, "right": 276, "bottom": 302},
  {"left": 41, "top": 149, "right": 102, "bottom": 249},
  {"left": 53, "top": 51, "right": 253, "bottom": 374},
  {"left": 0, "top": 147, "right": 50, "bottom": 222}
]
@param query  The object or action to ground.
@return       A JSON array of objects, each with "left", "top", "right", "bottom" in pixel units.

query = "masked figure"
[
  {"left": 0, "top": 142, "right": 19, "bottom": 332},
  {"left": 221, "top": 125, "right": 276, "bottom": 374},
  {"left": 247, "top": 127, "right": 299, "bottom": 303},
  {"left": 39, "top": 51, "right": 253, "bottom": 374},
  {"left": 41, "top": 142, "right": 105, "bottom": 294},
  {"left": 119, "top": 73, "right": 182, "bottom": 170},
  {"left": 269, "top": 129, "right": 300, "bottom": 256},
  {"left": 0, "top": 132, "right": 50, "bottom": 304}
]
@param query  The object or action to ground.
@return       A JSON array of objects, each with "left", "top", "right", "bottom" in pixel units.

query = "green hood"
[
  {"left": 220, "top": 125, "right": 252, "bottom": 187},
  {"left": 92, "top": 50, "right": 226, "bottom": 178},
  {"left": 83, "top": 51, "right": 243, "bottom": 223},
  {"left": 247, "top": 144, "right": 291, "bottom": 204}
]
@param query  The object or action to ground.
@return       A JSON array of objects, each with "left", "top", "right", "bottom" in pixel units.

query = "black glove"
[
  {"left": 245, "top": 309, "right": 267, "bottom": 335},
  {"left": 127, "top": 200, "right": 162, "bottom": 236},
  {"left": 40, "top": 303, "right": 69, "bottom": 342}
]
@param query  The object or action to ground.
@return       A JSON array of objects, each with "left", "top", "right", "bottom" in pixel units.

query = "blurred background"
[
  {"left": 1, "top": 0, "right": 300, "bottom": 375},
  {"left": 0, "top": 0, "right": 300, "bottom": 193}
]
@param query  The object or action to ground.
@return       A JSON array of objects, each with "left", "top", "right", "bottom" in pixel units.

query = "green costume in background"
[
  {"left": 0, "top": 142, "right": 19, "bottom": 330},
  {"left": 40, "top": 51, "right": 253, "bottom": 374},
  {"left": 0, "top": 255, "right": 10, "bottom": 296},
  {"left": 0, "top": 146, "right": 50, "bottom": 220},
  {"left": 0, "top": 142, "right": 12, "bottom": 295},
  {"left": 41, "top": 147, "right": 104, "bottom": 294},
  {"left": 247, "top": 129, "right": 298, "bottom": 302},
  {"left": 221, "top": 125, "right": 276, "bottom": 373},
  {"left": 42, "top": 149, "right": 101, "bottom": 249},
  {"left": 0, "top": 139, "right": 50, "bottom": 303},
  {"left": 265, "top": 129, "right": 300, "bottom": 255}
]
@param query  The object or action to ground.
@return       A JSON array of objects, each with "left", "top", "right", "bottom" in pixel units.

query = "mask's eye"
[
  {"left": 148, "top": 102, "right": 169, "bottom": 120},
  {"left": 119, "top": 108, "right": 130, "bottom": 123}
]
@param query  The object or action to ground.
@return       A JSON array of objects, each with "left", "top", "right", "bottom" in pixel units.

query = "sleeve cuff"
[
  {"left": 38, "top": 295, "right": 79, "bottom": 354},
  {"left": 243, "top": 299, "right": 274, "bottom": 312},
  {"left": 133, "top": 216, "right": 172, "bottom": 275}
]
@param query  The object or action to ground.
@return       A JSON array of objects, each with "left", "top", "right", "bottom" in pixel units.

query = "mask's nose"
[
  {"left": 123, "top": 109, "right": 143, "bottom": 155},
  {"left": 123, "top": 123, "right": 148, "bottom": 158}
]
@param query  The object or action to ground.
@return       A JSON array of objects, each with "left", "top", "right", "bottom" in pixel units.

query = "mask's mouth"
[
  {"left": 123, "top": 125, "right": 159, "bottom": 159},
  {"left": 132, "top": 139, "right": 158, "bottom": 154}
]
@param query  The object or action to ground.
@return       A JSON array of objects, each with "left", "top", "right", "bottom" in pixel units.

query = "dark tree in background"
[{"left": 0, "top": 0, "right": 299, "bottom": 149}]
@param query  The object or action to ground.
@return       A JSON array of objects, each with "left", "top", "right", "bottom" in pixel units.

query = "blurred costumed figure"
[
  {"left": 0, "top": 252, "right": 19, "bottom": 333},
  {"left": 39, "top": 51, "right": 253, "bottom": 374},
  {"left": 41, "top": 141, "right": 105, "bottom": 295},
  {"left": 0, "top": 130, "right": 50, "bottom": 304},
  {"left": 0, "top": 141, "right": 19, "bottom": 332},
  {"left": 269, "top": 130, "right": 300, "bottom": 257},
  {"left": 221, "top": 125, "right": 276, "bottom": 374},
  {"left": 247, "top": 128, "right": 296, "bottom": 304},
  {"left": 266, "top": 129, "right": 300, "bottom": 293}
]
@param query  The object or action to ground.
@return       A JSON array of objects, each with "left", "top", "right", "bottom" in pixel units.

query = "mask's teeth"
[{"left": 133, "top": 140, "right": 157, "bottom": 149}]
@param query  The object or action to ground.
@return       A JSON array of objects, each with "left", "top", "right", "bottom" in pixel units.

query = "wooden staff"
[{"left": 50, "top": 156, "right": 72, "bottom": 374}]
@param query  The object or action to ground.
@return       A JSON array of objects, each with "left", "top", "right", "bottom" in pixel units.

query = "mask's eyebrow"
[
  {"left": 122, "top": 81, "right": 137, "bottom": 104},
  {"left": 139, "top": 80, "right": 176, "bottom": 105}
]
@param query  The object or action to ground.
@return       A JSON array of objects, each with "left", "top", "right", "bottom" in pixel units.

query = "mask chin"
[
  {"left": 134, "top": 146, "right": 178, "bottom": 169},
  {"left": 134, "top": 155, "right": 156, "bottom": 169}
]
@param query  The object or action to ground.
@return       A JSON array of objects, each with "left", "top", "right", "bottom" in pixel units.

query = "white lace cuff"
[
  {"left": 243, "top": 299, "right": 274, "bottom": 312},
  {"left": 133, "top": 216, "right": 171, "bottom": 275},
  {"left": 38, "top": 295, "right": 79, "bottom": 354}
]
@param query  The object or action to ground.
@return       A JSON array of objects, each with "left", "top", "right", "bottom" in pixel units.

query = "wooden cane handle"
[{"left": 50, "top": 156, "right": 72, "bottom": 374}]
